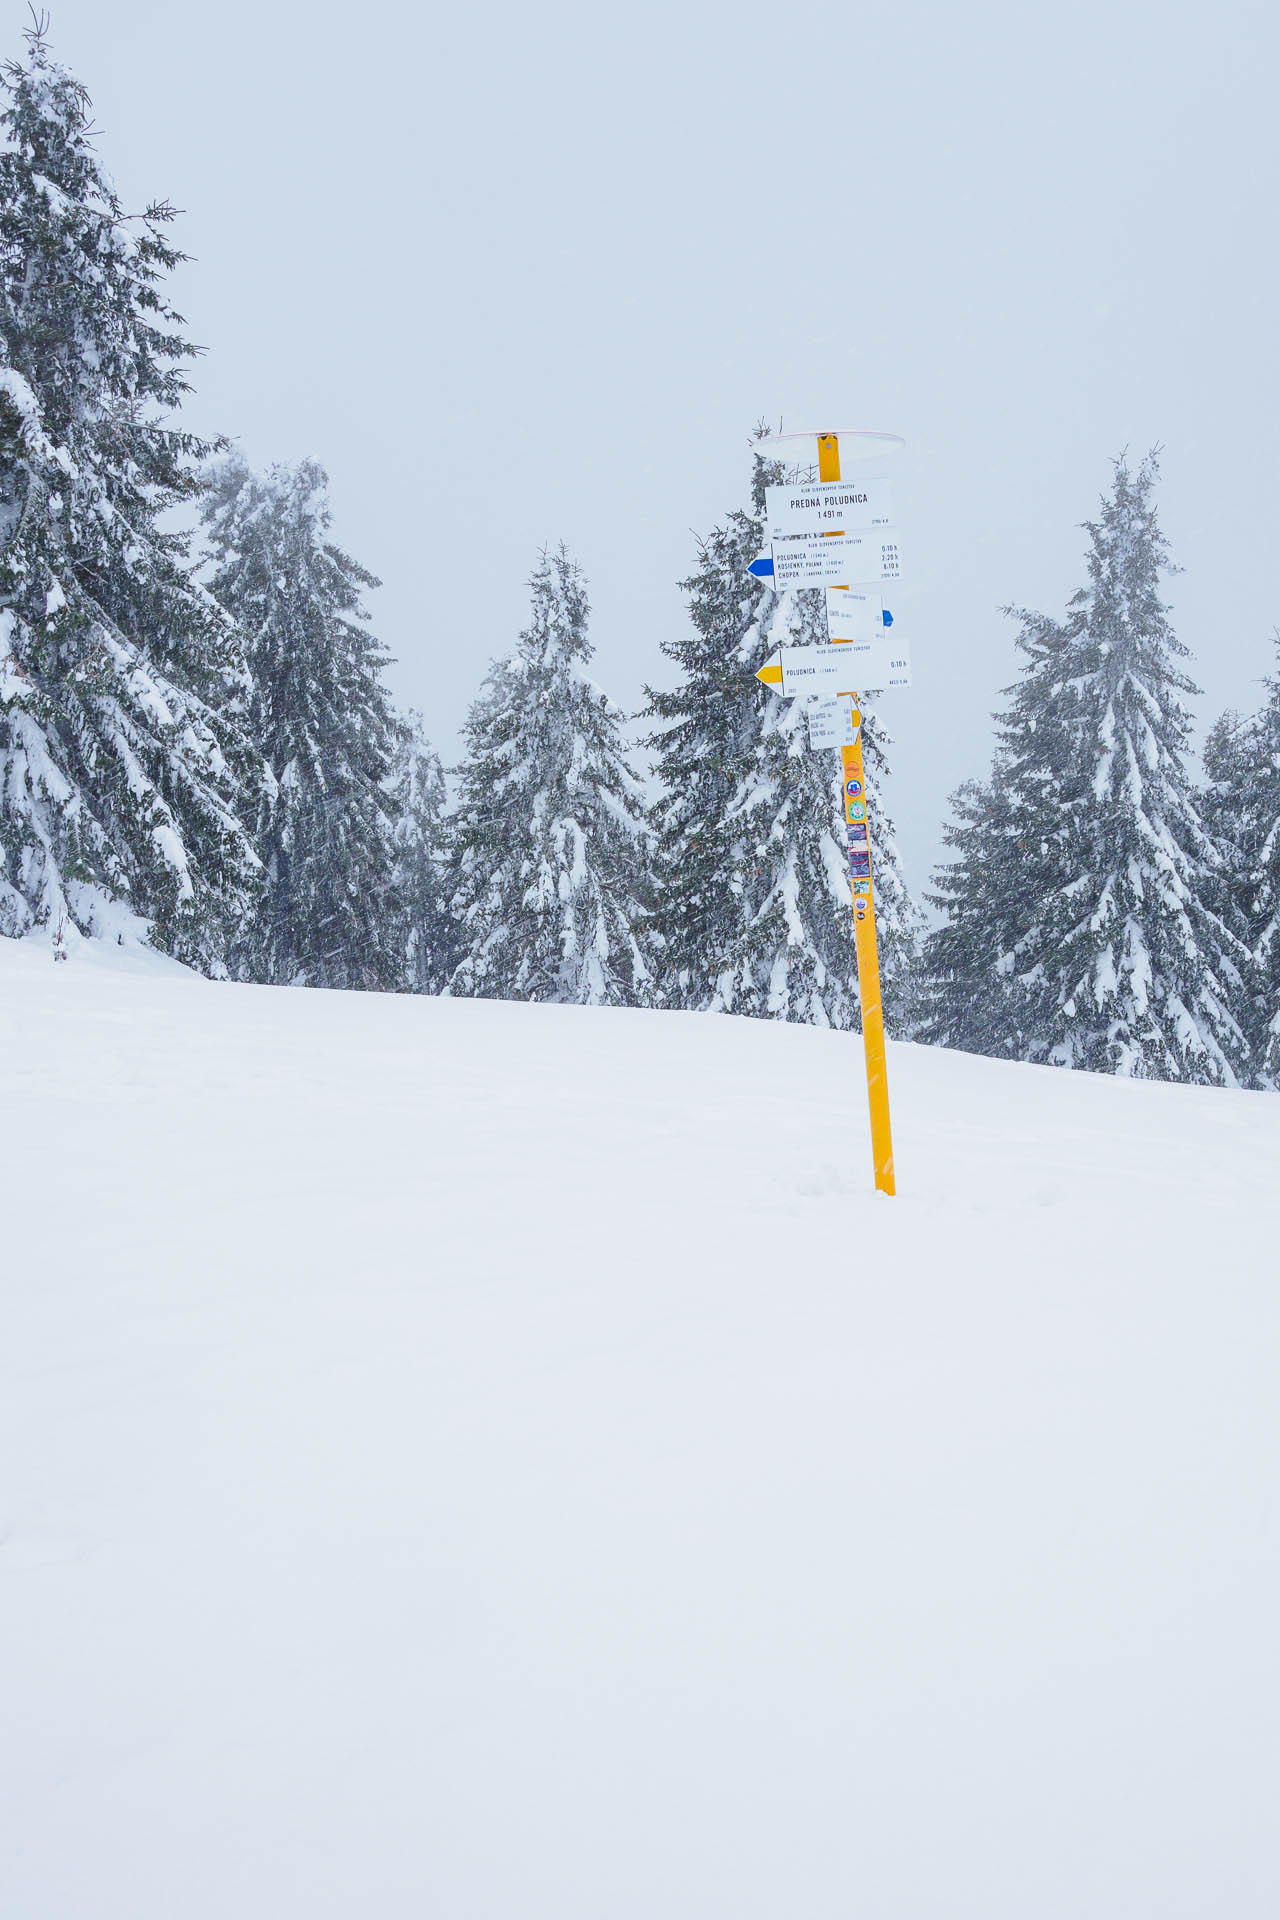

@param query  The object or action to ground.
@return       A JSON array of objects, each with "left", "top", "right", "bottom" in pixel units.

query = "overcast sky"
[{"left": 30, "top": 0, "right": 1280, "bottom": 892}]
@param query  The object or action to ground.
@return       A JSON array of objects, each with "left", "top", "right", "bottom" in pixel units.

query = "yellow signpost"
[{"left": 757, "top": 430, "right": 897, "bottom": 1196}]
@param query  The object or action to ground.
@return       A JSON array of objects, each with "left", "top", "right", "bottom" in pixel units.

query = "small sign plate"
[
  {"left": 825, "top": 589, "right": 888, "bottom": 644},
  {"left": 806, "top": 696, "right": 860, "bottom": 751}
]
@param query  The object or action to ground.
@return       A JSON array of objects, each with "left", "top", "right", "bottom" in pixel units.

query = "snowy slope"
[{"left": 2, "top": 935, "right": 1279, "bottom": 1920}]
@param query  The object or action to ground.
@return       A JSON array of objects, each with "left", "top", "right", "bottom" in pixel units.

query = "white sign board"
[
  {"left": 806, "top": 697, "right": 860, "bottom": 751},
  {"left": 773, "top": 641, "right": 912, "bottom": 698},
  {"left": 824, "top": 588, "right": 888, "bottom": 644},
  {"left": 771, "top": 530, "right": 902, "bottom": 592},
  {"left": 765, "top": 478, "right": 893, "bottom": 543}
]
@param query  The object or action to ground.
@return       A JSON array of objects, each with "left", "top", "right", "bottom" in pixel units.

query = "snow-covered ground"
[{"left": 3, "top": 934, "right": 1279, "bottom": 1919}]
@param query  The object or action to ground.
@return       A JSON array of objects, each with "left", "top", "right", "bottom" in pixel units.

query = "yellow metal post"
[{"left": 819, "top": 432, "right": 896, "bottom": 1195}]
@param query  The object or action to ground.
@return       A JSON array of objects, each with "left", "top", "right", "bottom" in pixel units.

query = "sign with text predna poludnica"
[{"left": 764, "top": 478, "right": 893, "bottom": 543}]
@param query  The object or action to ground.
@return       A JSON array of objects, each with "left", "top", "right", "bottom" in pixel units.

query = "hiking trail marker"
[
  {"left": 757, "top": 637, "right": 910, "bottom": 696},
  {"left": 806, "top": 696, "right": 860, "bottom": 751},
  {"left": 752, "top": 427, "right": 906, "bottom": 1197},
  {"left": 771, "top": 528, "right": 902, "bottom": 592}
]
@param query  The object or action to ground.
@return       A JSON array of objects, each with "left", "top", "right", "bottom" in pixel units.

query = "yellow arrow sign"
[{"left": 757, "top": 649, "right": 869, "bottom": 700}]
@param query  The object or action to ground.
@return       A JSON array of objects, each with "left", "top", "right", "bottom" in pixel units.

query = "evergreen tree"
[
  {"left": 0, "top": 26, "right": 259, "bottom": 965},
  {"left": 921, "top": 608, "right": 1086, "bottom": 1059},
  {"left": 448, "top": 544, "right": 652, "bottom": 1005},
  {"left": 924, "top": 454, "right": 1251, "bottom": 1085},
  {"left": 1202, "top": 706, "right": 1268, "bottom": 960},
  {"left": 1204, "top": 640, "right": 1280, "bottom": 1082},
  {"left": 202, "top": 455, "right": 404, "bottom": 991},
  {"left": 389, "top": 711, "right": 457, "bottom": 993},
  {"left": 643, "top": 471, "right": 765, "bottom": 1013},
  {"left": 1253, "top": 660, "right": 1280, "bottom": 1084},
  {"left": 645, "top": 442, "right": 919, "bottom": 1030}
]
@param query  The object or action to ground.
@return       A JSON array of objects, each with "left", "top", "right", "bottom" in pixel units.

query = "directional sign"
[
  {"left": 806, "top": 697, "right": 861, "bottom": 751},
  {"left": 824, "top": 588, "right": 890, "bottom": 643},
  {"left": 757, "top": 646, "right": 861, "bottom": 698},
  {"left": 747, "top": 552, "right": 775, "bottom": 581},
  {"left": 758, "top": 641, "right": 910, "bottom": 697},
  {"left": 771, "top": 529, "right": 902, "bottom": 592},
  {"left": 765, "top": 478, "right": 893, "bottom": 544}
]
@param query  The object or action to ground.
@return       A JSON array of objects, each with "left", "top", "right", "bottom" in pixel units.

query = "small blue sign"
[{"left": 747, "top": 553, "right": 774, "bottom": 581}]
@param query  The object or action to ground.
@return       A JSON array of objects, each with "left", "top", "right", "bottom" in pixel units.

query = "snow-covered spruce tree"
[
  {"left": 1204, "top": 639, "right": 1280, "bottom": 1082},
  {"left": 642, "top": 466, "right": 769, "bottom": 1013},
  {"left": 920, "top": 608, "right": 1091, "bottom": 1059},
  {"left": 389, "top": 711, "right": 458, "bottom": 993},
  {"left": 645, "top": 444, "right": 920, "bottom": 1029},
  {"left": 1252, "top": 657, "right": 1280, "bottom": 1083},
  {"left": 202, "top": 455, "right": 405, "bottom": 991},
  {"left": 0, "top": 27, "right": 260, "bottom": 964},
  {"left": 924, "top": 453, "right": 1251, "bottom": 1084},
  {"left": 448, "top": 545, "right": 652, "bottom": 1005}
]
